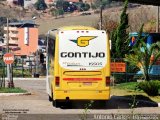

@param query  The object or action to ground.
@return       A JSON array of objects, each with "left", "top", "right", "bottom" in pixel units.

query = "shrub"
[
  {"left": 138, "top": 80, "right": 160, "bottom": 96},
  {"left": 83, "top": 3, "right": 90, "bottom": 11},
  {"left": 112, "top": 74, "right": 127, "bottom": 83},
  {"left": 58, "top": 9, "right": 64, "bottom": 16},
  {"left": 79, "top": 3, "right": 90, "bottom": 11},
  {"left": 34, "top": 0, "right": 47, "bottom": 10}
]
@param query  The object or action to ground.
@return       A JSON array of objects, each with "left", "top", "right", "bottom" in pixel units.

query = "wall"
[{"left": 14, "top": 27, "right": 38, "bottom": 56}]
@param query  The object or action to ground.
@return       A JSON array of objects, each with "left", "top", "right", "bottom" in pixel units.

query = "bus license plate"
[{"left": 83, "top": 82, "right": 92, "bottom": 86}]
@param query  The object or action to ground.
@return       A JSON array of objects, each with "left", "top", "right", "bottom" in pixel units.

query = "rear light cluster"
[
  {"left": 106, "top": 77, "right": 110, "bottom": 86},
  {"left": 55, "top": 76, "right": 60, "bottom": 87}
]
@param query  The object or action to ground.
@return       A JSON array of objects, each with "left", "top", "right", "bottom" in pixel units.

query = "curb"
[
  {"left": 5, "top": 78, "right": 46, "bottom": 81},
  {"left": 0, "top": 92, "right": 31, "bottom": 96}
]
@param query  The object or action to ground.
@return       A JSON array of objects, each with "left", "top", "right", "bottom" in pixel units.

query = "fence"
[
  {"left": 0, "top": 57, "right": 46, "bottom": 78},
  {"left": 0, "top": 60, "right": 5, "bottom": 87},
  {"left": 0, "top": 57, "right": 160, "bottom": 81},
  {"left": 0, "top": 76, "right": 5, "bottom": 87}
]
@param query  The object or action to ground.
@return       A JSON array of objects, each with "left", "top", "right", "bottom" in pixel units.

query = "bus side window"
[
  {"left": 48, "top": 37, "right": 56, "bottom": 59},
  {"left": 48, "top": 37, "right": 56, "bottom": 75}
]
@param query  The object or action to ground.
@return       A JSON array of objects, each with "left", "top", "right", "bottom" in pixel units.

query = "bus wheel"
[
  {"left": 53, "top": 100, "right": 60, "bottom": 108},
  {"left": 48, "top": 95, "right": 52, "bottom": 102}
]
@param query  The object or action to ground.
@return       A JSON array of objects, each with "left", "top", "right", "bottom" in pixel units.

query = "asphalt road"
[{"left": 0, "top": 79, "right": 160, "bottom": 120}]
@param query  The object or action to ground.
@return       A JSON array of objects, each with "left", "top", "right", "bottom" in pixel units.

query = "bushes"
[
  {"left": 112, "top": 74, "right": 127, "bottom": 83},
  {"left": 79, "top": 3, "right": 90, "bottom": 11},
  {"left": 138, "top": 80, "right": 160, "bottom": 96},
  {"left": 34, "top": 0, "right": 47, "bottom": 10},
  {"left": 52, "top": 9, "right": 64, "bottom": 18}
]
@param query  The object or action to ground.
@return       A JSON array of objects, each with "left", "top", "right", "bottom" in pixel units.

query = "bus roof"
[
  {"left": 58, "top": 26, "right": 97, "bottom": 30},
  {"left": 49, "top": 26, "right": 97, "bottom": 39}
]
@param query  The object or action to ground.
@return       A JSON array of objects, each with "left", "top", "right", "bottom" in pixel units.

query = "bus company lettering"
[
  {"left": 60, "top": 52, "right": 105, "bottom": 58},
  {"left": 89, "top": 62, "right": 102, "bottom": 66}
]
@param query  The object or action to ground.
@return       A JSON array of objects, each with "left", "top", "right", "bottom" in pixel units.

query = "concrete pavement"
[{"left": 0, "top": 79, "right": 160, "bottom": 119}]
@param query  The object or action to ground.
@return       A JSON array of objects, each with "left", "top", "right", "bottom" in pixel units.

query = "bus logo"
[{"left": 70, "top": 36, "right": 97, "bottom": 47}]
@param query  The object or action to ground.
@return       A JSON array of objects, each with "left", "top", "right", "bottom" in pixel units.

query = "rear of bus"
[{"left": 51, "top": 26, "right": 110, "bottom": 104}]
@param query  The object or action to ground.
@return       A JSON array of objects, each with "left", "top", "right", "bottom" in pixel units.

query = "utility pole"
[
  {"left": 6, "top": 18, "right": 11, "bottom": 88},
  {"left": 156, "top": 6, "right": 159, "bottom": 33},
  {"left": 6, "top": 18, "right": 9, "bottom": 53},
  {"left": 99, "top": 0, "right": 103, "bottom": 30},
  {"left": 6, "top": 18, "right": 10, "bottom": 83},
  {"left": 35, "top": 49, "right": 39, "bottom": 77},
  {"left": 6, "top": 18, "right": 14, "bottom": 88}
]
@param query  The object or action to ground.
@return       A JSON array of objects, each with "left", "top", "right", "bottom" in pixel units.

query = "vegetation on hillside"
[
  {"left": 93, "top": 0, "right": 111, "bottom": 9},
  {"left": 34, "top": 0, "right": 47, "bottom": 10}
]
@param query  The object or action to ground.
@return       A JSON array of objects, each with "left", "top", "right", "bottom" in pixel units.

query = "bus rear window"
[{"left": 59, "top": 30, "right": 108, "bottom": 70}]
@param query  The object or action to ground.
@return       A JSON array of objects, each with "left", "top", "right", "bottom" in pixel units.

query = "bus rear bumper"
[{"left": 53, "top": 90, "right": 110, "bottom": 100}]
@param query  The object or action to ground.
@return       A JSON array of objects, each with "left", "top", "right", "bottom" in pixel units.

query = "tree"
[
  {"left": 56, "top": 0, "right": 64, "bottom": 9},
  {"left": 34, "top": 0, "right": 47, "bottom": 10},
  {"left": 110, "top": 0, "right": 130, "bottom": 58},
  {"left": 58, "top": 8, "right": 64, "bottom": 17},
  {"left": 62, "top": 1, "right": 70, "bottom": 12},
  {"left": 124, "top": 25, "right": 160, "bottom": 81},
  {"left": 0, "top": 17, "right": 6, "bottom": 37},
  {"left": 80, "top": 3, "right": 90, "bottom": 11}
]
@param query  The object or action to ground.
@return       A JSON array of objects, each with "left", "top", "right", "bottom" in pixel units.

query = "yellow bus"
[{"left": 46, "top": 26, "right": 111, "bottom": 107}]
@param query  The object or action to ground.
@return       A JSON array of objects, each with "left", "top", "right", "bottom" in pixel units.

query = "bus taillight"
[
  {"left": 55, "top": 77, "right": 60, "bottom": 87},
  {"left": 106, "top": 77, "right": 110, "bottom": 86}
]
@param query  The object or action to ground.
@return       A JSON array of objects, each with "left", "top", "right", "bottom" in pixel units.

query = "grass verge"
[
  {"left": 111, "top": 82, "right": 160, "bottom": 103},
  {"left": 0, "top": 87, "right": 27, "bottom": 93}
]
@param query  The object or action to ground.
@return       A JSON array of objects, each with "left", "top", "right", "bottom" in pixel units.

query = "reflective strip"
[{"left": 63, "top": 78, "right": 102, "bottom": 81}]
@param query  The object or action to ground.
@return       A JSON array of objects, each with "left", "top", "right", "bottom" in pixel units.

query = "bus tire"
[
  {"left": 53, "top": 100, "right": 60, "bottom": 108},
  {"left": 48, "top": 95, "right": 52, "bottom": 102}
]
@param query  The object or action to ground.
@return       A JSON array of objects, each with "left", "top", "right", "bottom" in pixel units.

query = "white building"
[{"left": 24, "top": 0, "right": 37, "bottom": 9}]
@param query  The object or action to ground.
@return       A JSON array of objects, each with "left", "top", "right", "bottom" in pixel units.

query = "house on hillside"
[
  {"left": 7, "top": 0, "right": 24, "bottom": 7},
  {"left": 23, "top": 0, "right": 37, "bottom": 9},
  {"left": 66, "top": 0, "right": 93, "bottom": 3},
  {"left": 7, "top": 0, "right": 55, "bottom": 8}
]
